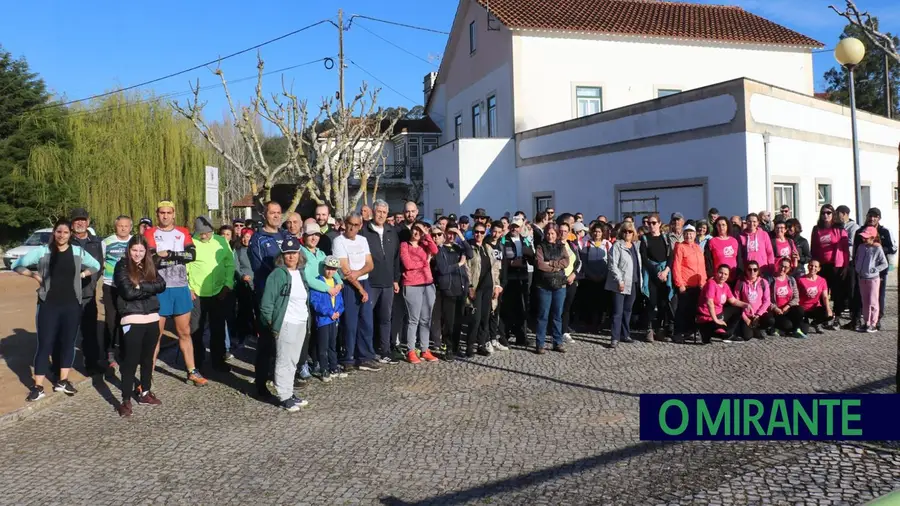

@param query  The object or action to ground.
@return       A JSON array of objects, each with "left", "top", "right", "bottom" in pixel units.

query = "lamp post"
[{"left": 835, "top": 37, "right": 866, "bottom": 224}]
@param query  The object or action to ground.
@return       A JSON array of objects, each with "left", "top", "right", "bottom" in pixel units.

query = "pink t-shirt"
[
  {"left": 697, "top": 280, "right": 734, "bottom": 323},
  {"left": 772, "top": 277, "right": 793, "bottom": 308},
  {"left": 797, "top": 275, "right": 828, "bottom": 310},
  {"left": 812, "top": 226, "right": 848, "bottom": 267},
  {"left": 737, "top": 277, "right": 770, "bottom": 317},
  {"left": 707, "top": 236, "right": 739, "bottom": 270},
  {"left": 774, "top": 238, "right": 795, "bottom": 259}
]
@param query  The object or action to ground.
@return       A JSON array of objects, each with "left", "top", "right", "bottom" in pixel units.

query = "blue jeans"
[
  {"left": 611, "top": 287, "right": 638, "bottom": 341},
  {"left": 341, "top": 279, "right": 375, "bottom": 366},
  {"left": 535, "top": 286, "right": 566, "bottom": 348}
]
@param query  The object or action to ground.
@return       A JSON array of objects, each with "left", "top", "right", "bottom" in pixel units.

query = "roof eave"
[{"left": 508, "top": 27, "right": 824, "bottom": 49}]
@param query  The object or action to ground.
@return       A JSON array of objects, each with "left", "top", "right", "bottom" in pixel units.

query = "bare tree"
[
  {"left": 829, "top": 1, "right": 900, "bottom": 62},
  {"left": 172, "top": 53, "right": 398, "bottom": 218}
]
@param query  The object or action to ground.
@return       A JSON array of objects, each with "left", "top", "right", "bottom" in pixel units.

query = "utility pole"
[
  {"left": 338, "top": 9, "right": 345, "bottom": 113},
  {"left": 886, "top": 53, "right": 893, "bottom": 119}
]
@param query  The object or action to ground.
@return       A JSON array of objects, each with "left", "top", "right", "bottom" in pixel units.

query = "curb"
[{"left": 0, "top": 337, "right": 179, "bottom": 430}]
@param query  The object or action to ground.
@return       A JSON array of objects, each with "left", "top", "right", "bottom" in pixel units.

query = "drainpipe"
[{"left": 762, "top": 132, "right": 771, "bottom": 212}]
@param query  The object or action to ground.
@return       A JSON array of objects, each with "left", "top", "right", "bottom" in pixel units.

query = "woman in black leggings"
[
  {"left": 13, "top": 220, "right": 100, "bottom": 402},
  {"left": 113, "top": 235, "right": 167, "bottom": 417}
]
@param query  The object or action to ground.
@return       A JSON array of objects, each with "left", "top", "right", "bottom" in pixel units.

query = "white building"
[{"left": 422, "top": 0, "right": 900, "bottom": 240}]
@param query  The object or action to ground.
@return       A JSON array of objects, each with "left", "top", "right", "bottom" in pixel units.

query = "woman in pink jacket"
[
  {"left": 735, "top": 260, "right": 773, "bottom": 340},
  {"left": 400, "top": 221, "right": 439, "bottom": 363},
  {"left": 809, "top": 204, "right": 850, "bottom": 327},
  {"left": 739, "top": 213, "right": 774, "bottom": 277}
]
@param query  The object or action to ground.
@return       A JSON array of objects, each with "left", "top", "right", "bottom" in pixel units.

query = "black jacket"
[
  {"left": 359, "top": 221, "right": 401, "bottom": 288},
  {"left": 317, "top": 226, "right": 340, "bottom": 256},
  {"left": 432, "top": 241, "right": 473, "bottom": 297},
  {"left": 791, "top": 233, "right": 812, "bottom": 276},
  {"left": 852, "top": 224, "right": 896, "bottom": 259},
  {"left": 113, "top": 260, "right": 167, "bottom": 318},
  {"left": 72, "top": 233, "right": 103, "bottom": 300},
  {"left": 499, "top": 233, "right": 535, "bottom": 281}
]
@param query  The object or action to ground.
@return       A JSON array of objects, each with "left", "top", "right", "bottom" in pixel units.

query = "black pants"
[
  {"left": 370, "top": 285, "right": 395, "bottom": 356},
  {"left": 99, "top": 284, "right": 120, "bottom": 361},
  {"left": 501, "top": 279, "right": 528, "bottom": 343},
  {"left": 698, "top": 305, "right": 742, "bottom": 342},
  {"left": 79, "top": 297, "right": 103, "bottom": 369},
  {"left": 674, "top": 287, "right": 701, "bottom": 335},
  {"left": 489, "top": 295, "right": 507, "bottom": 346},
  {"left": 467, "top": 286, "right": 492, "bottom": 352},
  {"left": 235, "top": 282, "right": 258, "bottom": 342},
  {"left": 804, "top": 306, "right": 831, "bottom": 330},
  {"left": 255, "top": 329, "right": 275, "bottom": 396},
  {"left": 35, "top": 301, "right": 81, "bottom": 377},
  {"left": 641, "top": 276, "right": 673, "bottom": 332},
  {"left": 120, "top": 322, "right": 158, "bottom": 401},
  {"left": 773, "top": 306, "right": 806, "bottom": 333},
  {"left": 191, "top": 295, "right": 226, "bottom": 369},
  {"left": 315, "top": 322, "right": 339, "bottom": 373},
  {"left": 579, "top": 279, "right": 610, "bottom": 330},
  {"left": 439, "top": 294, "right": 464, "bottom": 353},
  {"left": 430, "top": 291, "right": 443, "bottom": 350},
  {"left": 820, "top": 264, "right": 848, "bottom": 317},
  {"left": 737, "top": 313, "right": 775, "bottom": 340},
  {"left": 561, "top": 281, "right": 578, "bottom": 335}
]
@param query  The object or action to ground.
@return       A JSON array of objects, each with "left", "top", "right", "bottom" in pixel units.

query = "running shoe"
[
  {"left": 420, "top": 349, "right": 439, "bottom": 362},
  {"left": 135, "top": 391, "right": 162, "bottom": 406},
  {"left": 53, "top": 379, "right": 78, "bottom": 396},
  {"left": 358, "top": 361, "right": 382, "bottom": 372},
  {"left": 25, "top": 385, "right": 44, "bottom": 402},
  {"left": 406, "top": 350, "right": 421, "bottom": 364},
  {"left": 118, "top": 400, "right": 133, "bottom": 418},
  {"left": 187, "top": 369, "right": 208, "bottom": 387}
]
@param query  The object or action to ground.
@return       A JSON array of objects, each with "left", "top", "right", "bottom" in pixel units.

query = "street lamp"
[{"left": 834, "top": 37, "right": 866, "bottom": 224}]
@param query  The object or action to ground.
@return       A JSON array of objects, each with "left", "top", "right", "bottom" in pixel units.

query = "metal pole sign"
[{"left": 205, "top": 166, "right": 219, "bottom": 210}]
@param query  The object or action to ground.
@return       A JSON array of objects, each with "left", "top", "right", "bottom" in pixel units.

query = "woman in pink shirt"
[
  {"left": 400, "top": 222, "right": 439, "bottom": 363},
  {"left": 704, "top": 217, "right": 741, "bottom": 286},
  {"left": 809, "top": 205, "right": 849, "bottom": 326},
  {"left": 796, "top": 259, "right": 834, "bottom": 333},
  {"left": 769, "top": 258, "right": 807, "bottom": 338},
  {"left": 739, "top": 213, "right": 775, "bottom": 276},
  {"left": 696, "top": 264, "right": 750, "bottom": 344},
  {"left": 734, "top": 261, "right": 773, "bottom": 341},
  {"left": 771, "top": 221, "right": 799, "bottom": 272}
]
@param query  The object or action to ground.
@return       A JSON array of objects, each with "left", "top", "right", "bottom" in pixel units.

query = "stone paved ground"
[{"left": 0, "top": 287, "right": 897, "bottom": 505}]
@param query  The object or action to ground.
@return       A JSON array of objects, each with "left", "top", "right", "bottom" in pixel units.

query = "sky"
[{"left": 1, "top": 0, "right": 899, "bottom": 122}]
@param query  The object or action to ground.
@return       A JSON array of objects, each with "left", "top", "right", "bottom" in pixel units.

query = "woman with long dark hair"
[
  {"left": 705, "top": 217, "right": 740, "bottom": 285},
  {"left": 797, "top": 259, "right": 834, "bottom": 333},
  {"left": 113, "top": 235, "right": 167, "bottom": 417},
  {"left": 769, "top": 257, "right": 806, "bottom": 338},
  {"left": 810, "top": 204, "right": 850, "bottom": 327},
  {"left": 13, "top": 220, "right": 101, "bottom": 402}
]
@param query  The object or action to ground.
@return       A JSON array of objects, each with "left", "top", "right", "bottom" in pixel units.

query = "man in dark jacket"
[
  {"left": 851, "top": 207, "right": 895, "bottom": 329},
  {"left": 499, "top": 217, "right": 534, "bottom": 346},
  {"left": 69, "top": 207, "right": 106, "bottom": 373},
  {"left": 360, "top": 199, "right": 401, "bottom": 363},
  {"left": 485, "top": 221, "right": 509, "bottom": 350},
  {"left": 432, "top": 221, "right": 472, "bottom": 359}
]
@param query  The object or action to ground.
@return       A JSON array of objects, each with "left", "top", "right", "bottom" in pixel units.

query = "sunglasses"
[
  {"left": 822, "top": 211, "right": 833, "bottom": 215},
  {"left": 346, "top": 222, "right": 362, "bottom": 227},
  {"left": 648, "top": 221, "right": 659, "bottom": 225},
  {"left": 747, "top": 267, "right": 759, "bottom": 273},
  {"left": 432, "top": 232, "right": 443, "bottom": 237},
  {"left": 473, "top": 230, "right": 486, "bottom": 235},
  {"left": 625, "top": 230, "right": 634, "bottom": 235}
]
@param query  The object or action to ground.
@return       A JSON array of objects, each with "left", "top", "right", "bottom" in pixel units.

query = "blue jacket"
[
  {"left": 248, "top": 228, "right": 288, "bottom": 292},
  {"left": 309, "top": 275, "right": 345, "bottom": 328}
]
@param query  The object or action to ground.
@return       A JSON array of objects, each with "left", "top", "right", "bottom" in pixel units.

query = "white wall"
[
  {"left": 517, "top": 133, "right": 750, "bottom": 220},
  {"left": 445, "top": 63, "right": 514, "bottom": 144},
  {"left": 512, "top": 33, "right": 813, "bottom": 133},
  {"left": 458, "top": 138, "right": 516, "bottom": 216},
  {"left": 423, "top": 141, "right": 462, "bottom": 217}
]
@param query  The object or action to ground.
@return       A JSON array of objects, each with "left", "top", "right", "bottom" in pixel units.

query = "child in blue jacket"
[{"left": 309, "top": 256, "right": 345, "bottom": 381}]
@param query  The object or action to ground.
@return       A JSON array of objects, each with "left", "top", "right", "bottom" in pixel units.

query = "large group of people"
[{"left": 11, "top": 199, "right": 895, "bottom": 415}]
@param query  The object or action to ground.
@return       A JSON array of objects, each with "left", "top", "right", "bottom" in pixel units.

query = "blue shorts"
[{"left": 157, "top": 286, "right": 193, "bottom": 317}]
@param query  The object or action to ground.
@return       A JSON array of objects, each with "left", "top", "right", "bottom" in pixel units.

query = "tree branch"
[{"left": 829, "top": 1, "right": 900, "bottom": 63}]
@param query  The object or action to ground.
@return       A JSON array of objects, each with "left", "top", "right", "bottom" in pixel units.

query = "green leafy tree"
[{"left": 823, "top": 18, "right": 900, "bottom": 117}]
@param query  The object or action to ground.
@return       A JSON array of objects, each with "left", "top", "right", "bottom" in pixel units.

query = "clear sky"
[{"left": 1, "top": 0, "right": 898, "bottom": 122}]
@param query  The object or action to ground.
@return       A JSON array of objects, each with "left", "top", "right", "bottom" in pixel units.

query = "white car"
[{"left": 3, "top": 227, "right": 97, "bottom": 270}]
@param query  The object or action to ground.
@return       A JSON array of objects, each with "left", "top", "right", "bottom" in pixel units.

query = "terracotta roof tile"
[{"left": 476, "top": 0, "right": 823, "bottom": 47}]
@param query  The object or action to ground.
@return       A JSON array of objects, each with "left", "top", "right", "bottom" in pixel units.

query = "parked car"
[{"left": 3, "top": 227, "right": 96, "bottom": 269}]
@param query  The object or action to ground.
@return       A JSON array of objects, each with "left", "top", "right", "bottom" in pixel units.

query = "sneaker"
[
  {"left": 358, "top": 361, "right": 382, "bottom": 372},
  {"left": 491, "top": 340, "right": 510, "bottom": 352},
  {"left": 876, "top": 321, "right": 883, "bottom": 331},
  {"left": 794, "top": 329, "right": 808, "bottom": 339},
  {"left": 823, "top": 320, "right": 837, "bottom": 331},
  {"left": 281, "top": 397, "right": 302, "bottom": 413},
  {"left": 118, "top": 400, "right": 133, "bottom": 417},
  {"left": 562, "top": 333, "right": 573, "bottom": 343},
  {"left": 224, "top": 352, "right": 234, "bottom": 361},
  {"left": 421, "top": 349, "right": 439, "bottom": 362},
  {"left": 856, "top": 325, "right": 868, "bottom": 333},
  {"left": 866, "top": 327, "right": 878, "bottom": 334},
  {"left": 321, "top": 373, "right": 332, "bottom": 383},
  {"left": 813, "top": 325, "right": 823, "bottom": 334},
  {"left": 187, "top": 369, "right": 208, "bottom": 386},
  {"left": 135, "top": 391, "right": 162, "bottom": 406},
  {"left": 484, "top": 342, "right": 494, "bottom": 354},
  {"left": 477, "top": 347, "right": 491, "bottom": 356},
  {"left": 620, "top": 336, "right": 634, "bottom": 344},
  {"left": 553, "top": 345, "right": 567, "bottom": 353},
  {"left": 299, "top": 363, "right": 312, "bottom": 380},
  {"left": 645, "top": 330, "right": 656, "bottom": 343},
  {"left": 25, "top": 385, "right": 45, "bottom": 402},
  {"left": 377, "top": 355, "right": 399, "bottom": 365},
  {"left": 609, "top": 340, "right": 618, "bottom": 349},
  {"left": 329, "top": 368, "right": 349, "bottom": 379},
  {"left": 53, "top": 379, "right": 78, "bottom": 396},
  {"left": 407, "top": 350, "right": 422, "bottom": 364},
  {"left": 290, "top": 394, "right": 309, "bottom": 407}
]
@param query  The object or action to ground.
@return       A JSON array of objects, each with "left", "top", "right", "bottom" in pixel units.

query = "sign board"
[{"left": 205, "top": 166, "right": 219, "bottom": 210}]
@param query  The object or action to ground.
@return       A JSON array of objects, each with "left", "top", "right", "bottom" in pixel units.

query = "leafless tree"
[{"left": 829, "top": 1, "right": 900, "bottom": 63}]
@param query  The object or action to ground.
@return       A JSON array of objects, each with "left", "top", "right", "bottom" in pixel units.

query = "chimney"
[{"left": 423, "top": 72, "right": 438, "bottom": 106}]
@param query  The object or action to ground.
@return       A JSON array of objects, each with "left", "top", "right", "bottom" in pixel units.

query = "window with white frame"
[
  {"left": 575, "top": 86, "right": 602, "bottom": 117},
  {"left": 394, "top": 141, "right": 404, "bottom": 163},
  {"left": 773, "top": 183, "right": 797, "bottom": 215},
  {"left": 423, "top": 137, "right": 438, "bottom": 153},
  {"left": 535, "top": 195, "right": 553, "bottom": 214},
  {"left": 408, "top": 138, "right": 420, "bottom": 160},
  {"left": 454, "top": 115, "right": 462, "bottom": 139},
  {"left": 487, "top": 95, "right": 497, "bottom": 137},
  {"left": 816, "top": 183, "right": 832, "bottom": 209},
  {"left": 894, "top": 184, "right": 899, "bottom": 208},
  {"left": 469, "top": 21, "right": 476, "bottom": 54},
  {"left": 472, "top": 104, "right": 482, "bottom": 138},
  {"left": 657, "top": 89, "right": 681, "bottom": 98}
]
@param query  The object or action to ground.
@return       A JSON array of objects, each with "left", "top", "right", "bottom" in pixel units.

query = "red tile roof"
[
  {"left": 232, "top": 193, "right": 254, "bottom": 208},
  {"left": 476, "top": 0, "right": 823, "bottom": 47}
]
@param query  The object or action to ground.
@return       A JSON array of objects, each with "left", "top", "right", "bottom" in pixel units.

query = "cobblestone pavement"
[{"left": 0, "top": 288, "right": 897, "bottom": 505}]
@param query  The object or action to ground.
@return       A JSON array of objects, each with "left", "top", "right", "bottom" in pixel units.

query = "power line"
[
  {"left": 348, "top": 14, "right": 449, "bottom": 35},
  {"left": 30, "top": 19, "right": 332, "bottom": 112},
  {"left": 347, "top": 59, "right": 418, "bottom": 105},
  {"left": 353, "top": 21, "right": 438, "bottom": 67}
]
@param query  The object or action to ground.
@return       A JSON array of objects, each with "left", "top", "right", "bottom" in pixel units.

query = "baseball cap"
[
  {"left": 860, "top": 226, "right": 878, "bottom": 239},
  {"left": 324, "top": 255, "right": 341, "bottom": 269},
  {"left": 232, "top": 218, "right": 245, "bottom": 225},
  {"left": 194, "top": 216, "right": 214, "bottom": 235},
  {"left": 572, "top": 222, "right": 587, "bottom": 233},
  {"left": 683, "top": 224, "right": 696, "bottom": 232},
  {"left": 303, "top": 222, "right": 322, "bottom": 236},
  {"left": 139, "top": 217, "right": 152, "bottom": 227},
  {"left": 510, "top": 217, "right": 525, "bottom": 229},
  {"left": 867, "top": 207, "right": 882, "bottom": 218},
  {"left": 458, "top": 216, "right": 470, "bottom": 224},
  {"left": 70, "top": 208, "right": 89, "bottom": 221},
  {"left": 670, "top": 212, "right": 685, "bottom": 221},
  {"left": 280, "top": 238, "right": 301, "bottom": 253}
]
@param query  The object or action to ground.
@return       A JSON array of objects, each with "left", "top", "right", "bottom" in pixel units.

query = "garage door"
[{"left": 618, "top": 184, "right": 705, "bottom": 222}]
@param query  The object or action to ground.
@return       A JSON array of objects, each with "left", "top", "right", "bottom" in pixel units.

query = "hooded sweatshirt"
[
  {"left": 739, "top": 229, "right": 774, "bottom": 273},
  {"left": 854, "top": 243, "right": 889, "bottom": 280},
  {"left": 736, "top": 277, "right": 770, "bottom": 317}
]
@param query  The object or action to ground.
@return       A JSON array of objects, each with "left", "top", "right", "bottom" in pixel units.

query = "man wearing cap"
[
  {"left": 457, "top": 216, "right": 471, "bottom": 243},
  {"left": 138, "top": 217, "right": 153, "bottom": 237},
  {"left": 232, "top": 218, "right": 245, "bottom": 237},
  {"left": 360, "top": 199, "right": 402, "bottom": 364},
  {"left": 667, "top": 212, "right": 685, "bottom": 244},
  {"left": 297, "top": 221, "right": 343, "bottom": 378},
  {"left": 187, "top": 216, "right": 235, "bottom": 372},
  {"left": 499, "top": 216, "right": 534, "bottom": 346},
  {"left": 144, "top": 201, "right": 206, "bottom": 386},
  {"left": 68, "top": 207, "right": 106, "bottom": 373},
  {"left": 465, "top": 208, "right": 490, "bottom": 240},
  {"left": 97, "top": 215, "right": 133, "bottom": 371},
  {"left": 851, "top": 207, "right": 895, "bottom": 330}
]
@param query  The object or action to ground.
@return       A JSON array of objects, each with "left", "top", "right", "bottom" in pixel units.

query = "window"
[
  {"left": 657, "top": 89, "right": 681, "bottom": 98},
  {"left": 893, "top": 185, "right": 898, "bottom": 208},
  {"left": 472, "top": 104, "right": 482, "bottom": 138},
  {"left": 394, "top": 142, "right": 404, "bottom": 163},
  {"left": 409, "top": 143, "right": 420, "bottom": 159},
  {"left": 487, "top": 95, "right": 497, "bottom": 137},
  {"left": 535, "top": 195, "right": 553, "bottom": 214},
  {"left": 454, "top": 115, "right": 462, "bottom": 139},
  {"left": 423, "top": 137, "right": 438, "bottom": 153},
  {"left": 469, "top": 21, "right": 476, "bottom": 54},
  {"left": 773, "top": 183, "right": 797, "bottom": 215},
  {"left": 861, "top": 185, "right": 871, "bottom": 214},
  {"left": 816, "top": 183, "right": 832, "bottom": 209},
  {"left": 575, "top": 86, "right": 602, "bottom": 117}
]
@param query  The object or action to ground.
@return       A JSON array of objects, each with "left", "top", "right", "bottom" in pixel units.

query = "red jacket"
[
  {"left": 672, "top": 241, "right": 707, "bottom": 289},
  {"left": 400, "top": 237, "right": 438, "bottom": 286}
]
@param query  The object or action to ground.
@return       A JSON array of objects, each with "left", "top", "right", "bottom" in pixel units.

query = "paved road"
[{"left": 0, "top": 289, "right": 897, "bottom": 505}]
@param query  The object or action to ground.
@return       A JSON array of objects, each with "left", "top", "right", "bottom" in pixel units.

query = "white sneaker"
[
  {"left": 563, "top": 333, "right": 572, "bottom": 342},
  {"left": 485, "top": 342, "right": 494, "bottom": 354},
  {"left": 492, "top": 340, "right": 509, "bottom": 351}
]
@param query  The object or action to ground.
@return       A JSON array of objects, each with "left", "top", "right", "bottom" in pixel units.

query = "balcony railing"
[{"left": 351, "top": 162, "right": 422, "bottom": 182}]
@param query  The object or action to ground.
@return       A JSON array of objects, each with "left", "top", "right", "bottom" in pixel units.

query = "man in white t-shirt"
[{"left": 333, "top": 212, "right": 381, "bottom": 372}]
